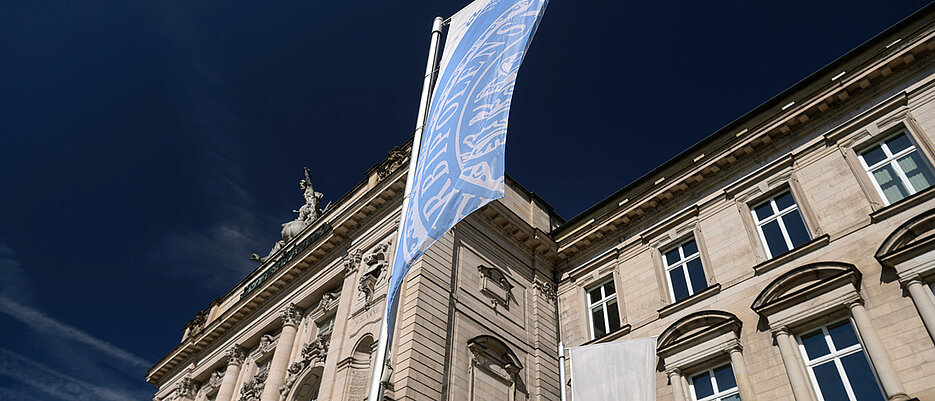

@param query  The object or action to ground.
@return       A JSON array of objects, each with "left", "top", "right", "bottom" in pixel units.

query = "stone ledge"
[
  {"left": 580, "top": 324, "right": 632, "bottom": 346},
  {"left": 657, "top": 284, "right": 721, "bottom": 318},
  {"left": 753, "top": 234, "right": 831, "bottom": 275},
  {"left": 870, "top": 185, "right": 935, "bottom": 222}
]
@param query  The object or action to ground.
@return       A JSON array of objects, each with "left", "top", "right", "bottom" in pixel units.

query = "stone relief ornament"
[
  {"left": 199, "top": 369, "right": 225, "bottom": 395},
  {"left": 239, "top": 370, "right": 267, "bottom": 401},
  {"left": 279, "top": 303, "right": 302, "bottom": 327},
  {"left": 357, "top": 242, "right": 390, "bottom": 303},
  {"left": 226, "top": 345, "right": 247, "bottom": 365},
  {"left": 533, "top": 280, "right": 557, "bottom": 302},
  {"left": 375, "top": 146, "right": 408, "bottom": 180},
  {"left": 279, "top": 327, "right": 332, "bottom": 399},
  {"left": 343, "top": 249, "right": 362, "bottom": 276},
  {"left": 176, "top": 377, "right": 197, "bottom": 399},
  {"left": 252, "top": 167, "right": 325, "bottom": 263},
  {"left": 258, "top": 334, "right": 278, "bottom": 355},
  {"left": 478, "top": 265, "right": 513, "bottom": 310},
  {"left": 182, "top": 309, "right": 207, "bottom": 340}
]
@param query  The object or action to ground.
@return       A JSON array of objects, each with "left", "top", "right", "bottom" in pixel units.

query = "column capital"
[
  {"left": 899, "top": 273, "right": 924, "bottom": 288},
  {"left": 846, "top": 298, "right": 865, "bottom": 310},
  {"left": 279, "top": 303, "right": 302, "bottom": 327},
  {"left": 666, "top": 368, "right": 682, "bottom": 378},
  {"left": 770, "top": 325, "right": 790, "bottom": 338},
  {"left": 723, "top": 339, "right": 743, "bottom": 354},
  {"left": 225, "top": 344, "right": 246, "bottom": 366},
  {"left": 176, "top": 377, "right": 197, "bottom": 398}
]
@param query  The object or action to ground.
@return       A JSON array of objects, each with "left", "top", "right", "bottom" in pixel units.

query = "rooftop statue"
[{"left": 251, "top": 167, "right": 324, "bottom": 263}]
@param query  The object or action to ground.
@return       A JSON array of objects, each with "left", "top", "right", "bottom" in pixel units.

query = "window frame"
[
  {"left": 688, "top": 363, "right": 741, "bottom": 401},
  {"left": 857, "top": 129, "right": 935, "bottom": 206},
  {"left": 662, "top": 237, "right": 708, "bottom": 303},
  {"left": 750, "top": 190, "right": 812, "bottom": 259},
  {"left": 795, "top": 319, "right": 886, "bottom": 401},
  {"left": 585, "top": 279, "right": 620, "bottom": 340}
]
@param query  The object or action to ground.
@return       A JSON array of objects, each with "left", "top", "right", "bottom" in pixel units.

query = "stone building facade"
[{"left": 148, "top": 5, "right": 935, "bottom": 401}]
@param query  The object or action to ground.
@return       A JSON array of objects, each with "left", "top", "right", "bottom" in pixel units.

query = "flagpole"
[
  {"left": 366, "top": 15, "right": 445, "bottom": 401},
  {"left": 559, "top": 342, "right": 567, "bottom": 401}
]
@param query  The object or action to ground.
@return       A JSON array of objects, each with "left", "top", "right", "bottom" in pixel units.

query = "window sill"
[
  {"left": 581, "top": 324, "right": 632, "bottom": 346},
  {"left": 752, "top": 234, "right": 830, "bottom": 275},
  {"left": 870, "top": 185, "right": 935, "bottom": 222},
  {"left": 657, "top": 284, "right": 721, "bottom": 318}
]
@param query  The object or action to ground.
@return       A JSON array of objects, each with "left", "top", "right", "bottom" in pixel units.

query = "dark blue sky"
[{"left": 0, "top": 1, "right": 930, "bottom": 399}]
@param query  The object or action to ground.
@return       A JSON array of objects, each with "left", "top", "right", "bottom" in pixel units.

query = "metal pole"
[
  {"left": 366, "top": 16, "right": 445, "bottom": 401},
  {"left": 559, "top": 342, "right": 568, "bottom": 401}
]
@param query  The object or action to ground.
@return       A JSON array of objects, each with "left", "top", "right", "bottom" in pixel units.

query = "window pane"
[
  {"left": 782, "top": 210, "right": 811, "bottom": 248},
  {"left": 606, "top": 299, "right": 621, "bottom": 332},
  {"left": 861, "top": 146, "right": 887, "bottom": 167},
  {"left": 774, "top": 191, "right": 796, "bottom": 210},
  {"left": 720, "top": 394, "right": 741, "bottom": 401},
  {"left": 872, "top": 164, "right": 910, "bottom": 204},
  {"left": 692, "top": 371, "right": 715, "bottom": 399},
  {"left": 897, "top": 152, "right": 935, "bottom": 193},
  {"left": 840, "top": 351, "right": 885, "bottom": 401},
  {"left": 885, "top": 133, "right": 912, "bottom": 154},
  {"left": 801, "top": 330, "right": 831, "bottom": 360},
  {"left": 669, "top": 268, "right": 690, "bottom": 302},
  {"left": 813, "top": 360, "right": 849, "bottom": 401},
  {"left": 591, "top": 307, "right": 606, "bottom": 338},
  {"left": 664, "top": 248, "right": 681, "bottom": 266},
  {"left": 686, "top": 258, "right": 707, "bottom": 294},
  {"left": 683, "top": 240, "right": 698, "bottom": 256},
  {"left": 761, "top": 220, "right": 789, "bottom": 257},
  {"left": 604, "top": 281, "right": 616, "bottom": 296},
  {"left": 753, "top": 202, "right": 774, "bottom": 221},
  {"left": 713, "top": 365, "right": 737, "bottom": 391},
  {"left": 588, "top": 287, "right": 602, "bottom": 305},
  {"left": 827, "top": 320, "right": 859, "bottom": 350}
]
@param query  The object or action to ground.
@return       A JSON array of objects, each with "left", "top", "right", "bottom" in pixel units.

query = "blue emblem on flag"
[{"left": 385, "top": 0, "right": 548, "bottom": 330}]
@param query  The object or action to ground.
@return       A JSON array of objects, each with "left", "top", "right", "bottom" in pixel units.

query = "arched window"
[
  {"left": 657, "top": 310, "right": 751, "bottom": 401},
  {"left": 467, "top": 335, "right": 525, "bottom": 401}
]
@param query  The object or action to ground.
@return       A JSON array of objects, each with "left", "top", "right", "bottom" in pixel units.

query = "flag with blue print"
[{"left": 386, "top": 0, "right": 548, "bottom": 332}]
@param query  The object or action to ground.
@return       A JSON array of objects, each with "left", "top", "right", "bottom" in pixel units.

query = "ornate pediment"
[
  {"left": 657, "top": 310, "right": 741, "bottom": 357},
  {"left": 752, "top": 262, "right": 861, "bottom": 315},
  {"left": 876, "top": 208, "right": 935, "bottom": 267},
  {"left": 478, "top": 265, "right": 514, "bottom": 310}
]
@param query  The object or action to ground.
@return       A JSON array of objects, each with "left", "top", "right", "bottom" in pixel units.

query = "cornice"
[{"left": 555, "top": 27, "right": 935, "bottom": 260}]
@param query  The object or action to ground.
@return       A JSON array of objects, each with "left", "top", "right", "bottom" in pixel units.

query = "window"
[
  {"left": 663, "top": 238, "right": 707, "bottom": 302},
  {"left": 858, "top": 131, "right": 935, "bottom": 205},
  {"left": 751, "top": 191, "right": 811, "bottom": 258},
  {"left": 797, "top": 320, "right": 885, "bottom": 401},
  {"left": 690, "top": 364, "right": 740, "bottom": 401},
  {"left": 586, "top": 280, "right": 620, "bottom": 339}
]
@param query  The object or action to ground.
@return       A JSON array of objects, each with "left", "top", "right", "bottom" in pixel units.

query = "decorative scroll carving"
[
  {"left": 343, "top": 249, "right": 363, "bottom": 275},
  {"left": 198, "top": 369, "right": 225, "bottom": 395},
  {"left": 358, "top": 242, "right": 390, "bottom": 303},
  {"left": 239, "top": 370, "right": 267, "bottom": 401},
  {"left": 176, "top": 377, "right": 197, "bottom": 399},
  {"left": 253, "top": 167, "right": 325, "bottom": 263},
  {"left": 375, "top": 146, "right": 408, "bottom": 181},
  {"left": 533, "top": 280, "right": 557, "bottom": 302},
  {"left": 477, "top": 265, "right": 514, "bottom": 310},
  {"left": 258, "top": 334, "right": 278, "bottom": 355},
  {"left": 226, "top": 345, "right": 247, "bottom": 365},
  {"left": 280, "top": 303, "right": 302, "bottom": 327},
  {"left": 279, "top": 322, "right": 333, "bottom": 399}
]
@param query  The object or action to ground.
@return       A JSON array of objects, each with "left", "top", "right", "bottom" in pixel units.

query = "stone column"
[
  {"left": 260, "top": 303, "right": 302, "bottom": 401},
  {"left": 666, "top": 369, "right": 686, "bottom": 401},
  {"left": 902, "top": 275, "right": 935, "bottom": 343},
  {"left": 848, "top": 300, "right": 910, "bottom": 401},
  {"left": 216, "top": 345, "right": 246, "bottom": 401},
  {"left": 726, "top": 344, "right": 756, "bottom": 401},
  {"left": 679, "top": 372, "right": 692, "bottom": 400},
  {"left": 773, "top": 327, "right": 815, "bottom": 401}
]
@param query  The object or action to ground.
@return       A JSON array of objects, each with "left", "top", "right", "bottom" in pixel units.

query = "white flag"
[{"left": 568, "top": 337, "right": 657, "bottom": 401}]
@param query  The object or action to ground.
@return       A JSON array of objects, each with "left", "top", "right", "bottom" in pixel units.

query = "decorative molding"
[
  {"left": 533, "top": 280, "right": 557, "bottom": 302},
  {"left": 238, "top": 370, "right": 267, "bottom": 401},
  {"left": 279, "top": 303, "right": 302, "bottom": 327},
  {"left": 198, "top": 369, "right": 225, "bottom": 395},
  {"left": 343, "top": 249, "right": 363, "bottom": 276},
  {"left": 176, "top": 377, "right": 197, "bottom": 399},
  {"left": 477, "top": 265, "right": 514, "bottom": 310},
  {"left": 258, "top": 334, "right": 278, "bottom": 355}
]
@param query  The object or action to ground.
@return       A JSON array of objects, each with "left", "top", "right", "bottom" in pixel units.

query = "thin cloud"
[
  {"left": 0, "top": 349, "right": 142, "bottom": 401},
  {"left": 0, "top": 296, "right": 151, "bottom": 370}
]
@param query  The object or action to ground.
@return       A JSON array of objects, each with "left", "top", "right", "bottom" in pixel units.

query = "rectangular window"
[
  {"left": 797, "top": 320, "right": 885, "bottom": 401},
  {"left": 663, "top": 238, "right": 707, "bottom": 302},
  {"left": 586, "top": 279, "right": 620, "bottom": 339},
  {"left": 690, "top": 364, "right": 741, "bottom": 401},
  {"left": 751, "top": 191, "right": 811, "bottom": 259},
  {"left": 858, "top": 131, "right": 935, "bottom": 205}
]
